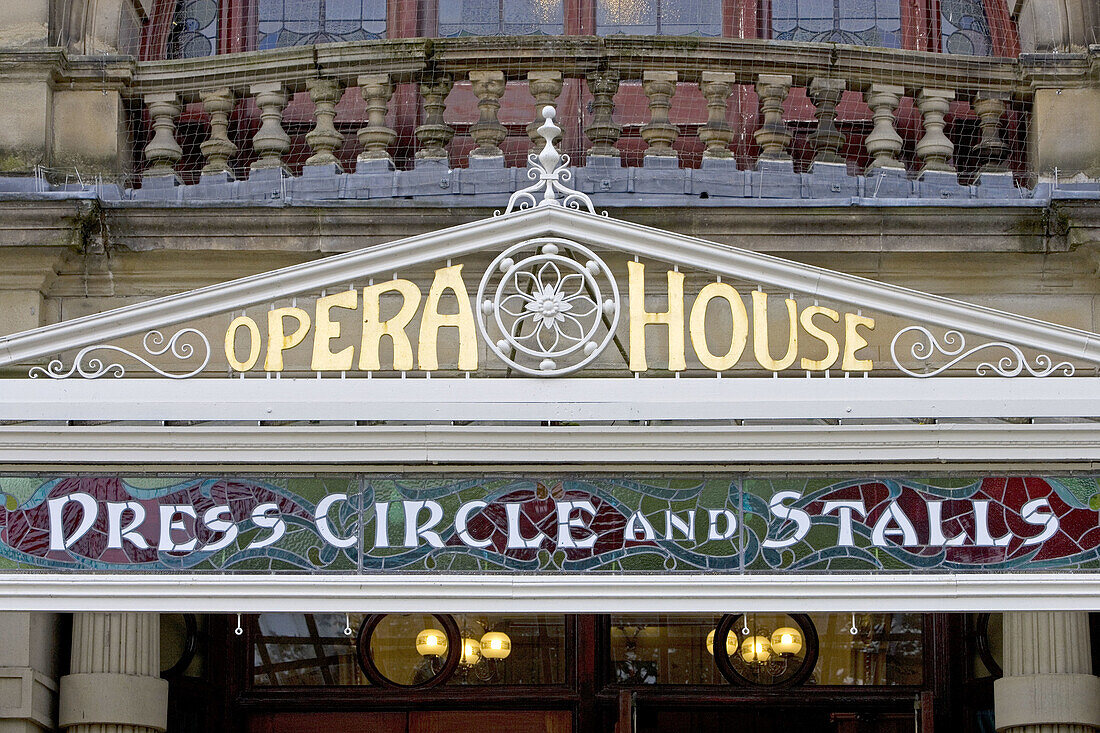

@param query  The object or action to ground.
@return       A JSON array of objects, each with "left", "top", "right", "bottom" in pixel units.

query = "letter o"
[
  {"left": 689, "top": 282, "right": 748, "bottom": 371},
  {"left": 225, "top": 316, "right": 261, "bottom": 371}
]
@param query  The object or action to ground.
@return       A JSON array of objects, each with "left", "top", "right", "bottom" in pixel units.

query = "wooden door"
[{"left": 409, "top": 710, "right": 572, "bottom": 733}]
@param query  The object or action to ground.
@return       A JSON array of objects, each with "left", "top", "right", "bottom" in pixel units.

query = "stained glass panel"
[
  {"left": 169, "top": 0, "right": 219, "bottom": 58},
  {"left": 257, "top": 0, "right": 386, "bottom": 49},
  {"left": 597, "top": 0, "right": 721, "bottom": 36},
  {"left": 770, "top": 0, "right": 902, "bottom": 48},
  {"left": 940, "top": 0, "right": 993, "bottom": 55},
  {"left": 438, "top": 0, "right": 565, "bottom": 37}
]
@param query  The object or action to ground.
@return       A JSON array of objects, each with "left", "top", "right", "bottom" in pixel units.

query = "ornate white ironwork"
[
  {"left": 498, "top": 106, "right": 597, "bottom": 216},
  {"left": 890, "top": 326, "right": 1075, "bottom": 377},
  {"left": 477, "top": 237, "right": 619, "bottom": 376},
  {"left": 28, "top": 328, "right": 211, "bottom": 379}
]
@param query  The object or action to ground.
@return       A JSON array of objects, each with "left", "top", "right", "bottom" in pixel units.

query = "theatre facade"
[{"left": 2, "top": 2, "right": 1100, "bottom": 731}]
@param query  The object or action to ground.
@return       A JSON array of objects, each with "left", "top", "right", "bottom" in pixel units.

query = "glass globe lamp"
[
  {"left": 460, "top": 636, "right": 482, "bottom": 666},
  {"left": 705, "top": 628, "right": 737, "bottom": 656},
  {"left": 740, "top": 635, "right": 772, "bottom": 663},
  {"left": 415, "top": 628, "right": 448, "bottom": 657},
  {"left": 771, "top": 627, "right": 803, "bottom": 655},
  {"left": 480, "top": 631, "right": 512, "bottom": 659}
]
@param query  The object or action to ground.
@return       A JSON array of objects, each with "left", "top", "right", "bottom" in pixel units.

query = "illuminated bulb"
[
  {"left": 771, "top": 627, "right": 803, "bottom": 655},
  {"left": 415, "top": 628, "right": 448, "bottom": 657},
  {"left": 741, "top": 635, "right": 772, "bottom": 663},
  {"left": 480, "top": 631, "right": 512, "bottom": 659},
  {"left": 705, "top": 629, "right": 737, "bottom": 656},
  {"left": 460, "top": 637, "right": 482, "bottom": 666}
]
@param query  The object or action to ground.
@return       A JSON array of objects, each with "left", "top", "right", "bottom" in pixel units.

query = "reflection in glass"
[
  {"left": 253, "top": 613, "right": 564, "bottom": 686},
  {"left": 169, "top": 0, "right": 219, "bottom": 58},
  {"left": 597, "top": 0, "right": 721, "bottom": 36},
  {"left": 939, "top": 0, "right": 993, "bottom": 55},
  {"left": 611, "top": 613, "right": 922, "bottom": 686}
]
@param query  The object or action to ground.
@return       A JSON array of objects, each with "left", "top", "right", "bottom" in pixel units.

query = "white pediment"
[{"left": 0, "top": 202, "right": 1098, "bottom": 376}]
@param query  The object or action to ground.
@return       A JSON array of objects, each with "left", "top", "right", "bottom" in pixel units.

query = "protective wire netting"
[{"left": 108, "top": 0, "right": 1040, "bottom": 190}]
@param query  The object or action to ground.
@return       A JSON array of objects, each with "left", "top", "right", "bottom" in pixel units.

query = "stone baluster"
[
  {"left": 584, "top": 71, "right": 621, "bottom": 160},
  {"left": 142, "top": 92, "right": 182, "bottom": 179},
  {"left": 356, "top": 74, "right": 396, "bottom": 169},
  {"left": 641, "top": 71, "right": 679, "bottom": 159},
  {"left": 995, "top": 612, "right": 1100, "bottom": 733},
  {"left": 468, "top": 70, "right": 507, "bottom": 161},
  {"left": 527, "top": 70, "right": 563, "bottom": 154},
  {"left": 249, "top": 82, "right": 290, "bottom": 171},
  {"left": 199, "top": 87, "right": 236, "bottom": 177},
  {"left": 59, "top": 612, "right": 167, "bottom": 733},
  {"left": 863, "top": 83, "right": 905, "bottom": 171},
  {"left": 698, "top": 72, "right": 736, "bottom": 160},
  {"left": 974, "top": 93, "right": 1010, "bottom": 173},
  {"left": 807, "top": 77, "right": 846, "bottom": 165},
  {"left": 915, "top": 87, "right": 955, "bottom": 173},
  {"left": 304, "top": 78, "right": 344, "bottom": 169},
  {"left": 415, "top": 74, "right": 454, "bottom": 163},
  {"left": 754, "top": 74, "right": 793, "bottom": 163}
]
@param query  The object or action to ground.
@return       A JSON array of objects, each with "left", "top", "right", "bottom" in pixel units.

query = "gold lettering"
[
  {"left": 751, "top": 291, "right": 798, "bottom": 371},
  {"left": 310, "top": 289, "right": 358, "bottom": 371},
  {"left": 628, "top": 261, "right": 686, "bottom": 372},
  {"left": 841, "top": 313, "right": 876, "bottom": 371},
  {"left": 689, "top": 282, "right": 748, "bottom": 371},
  {"left": 418, "top": 264, "right": 478, "bottom": 371},
  {"left": 360, "top": 279, "right": 422, "bottom": 371},
  {"left": 798, "top": 305, "right": 841, "bottom": 371},
  {"left": 224, "top": 315, "right": 261, "bottom": 372},
  {"left": 264, "top": 307, "right": 311, "bottom": 371}
]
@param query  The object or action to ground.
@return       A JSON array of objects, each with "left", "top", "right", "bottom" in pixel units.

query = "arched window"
[{"left": 146, "top": 0, "right": 1017, "bottom": 59}]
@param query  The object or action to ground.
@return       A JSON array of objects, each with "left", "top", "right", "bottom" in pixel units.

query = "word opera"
[{"left": 224, "top": 262, "right": 875, "bottom": 376}]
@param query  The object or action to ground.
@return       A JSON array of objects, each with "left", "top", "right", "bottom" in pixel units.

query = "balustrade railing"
[{"left": 128, "top": 37, "right": 1032, "bottom": 193}]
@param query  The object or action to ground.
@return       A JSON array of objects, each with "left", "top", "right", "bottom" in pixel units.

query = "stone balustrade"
[{"left": 127, "top": 37, "right": 1038, "bottom": 201}]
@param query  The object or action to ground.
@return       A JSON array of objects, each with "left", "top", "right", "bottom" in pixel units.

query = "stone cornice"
[
  {"left": 0, "top": 48, "right": 135, "bottom": 90},
  {"left": 1019, "top": 47, "right": 1100, "bottom": 89}
]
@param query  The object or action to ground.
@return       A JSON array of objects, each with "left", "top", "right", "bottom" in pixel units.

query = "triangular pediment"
[{"left": 1, "top": 204, "right": 1098, "bottom": 380}]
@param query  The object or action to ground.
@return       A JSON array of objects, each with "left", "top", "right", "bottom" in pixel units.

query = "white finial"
[{"left": 498, "top": 104, "right": 596, "bottom": 215}]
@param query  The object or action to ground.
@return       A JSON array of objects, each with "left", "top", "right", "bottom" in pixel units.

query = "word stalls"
[
  {"left": 627, "top": 262, "right": 876, "bottom": 373},
  {"left": 223, "top": 265, "right": 478, "bottom": 373}
]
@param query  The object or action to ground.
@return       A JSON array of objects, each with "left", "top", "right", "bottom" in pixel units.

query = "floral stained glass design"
[
  {"left": 770, "top": 0, "right": 902, "bottom": 48},
  {"left": 438, "top": 0, "right": 565, "bottom": 37},
  {"left": 940, "top": 0, "right": 993, "bottom": 55},
  {"left": 169, "top": 0, "right": 219, "bottom": 58},
  {"left": 257, "top": 0, "right": 385, "bottom": 49},
  {"left": 596, "top": 0, "right": 721, "bottom": 36}
]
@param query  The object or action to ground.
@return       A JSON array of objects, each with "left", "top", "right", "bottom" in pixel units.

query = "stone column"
[
  {"left": 200, "top": 87, "right": 237, "bottom": 177},
  {"left": 698, "top": 72, "right": 736, "bottom": 161},
  {"left": 415, "top": 74, "right": 454, "bottom": 164},
  {"left": 973, "top": 93, "right": 1010, "bottom": 174},
  {"left": 863, "top": 83, "right": 905, "bottom": 172},
  {"left": 807, "top": 77, "right": 847, "bottom": 165},
  {"left": 142, "top": 92, "right": 182, "bottom": 180},
  {"left": 915, "top": 87, "right": 956, "bottom": 174},
  {"left": 59, "top": 613, "right": 168, "bottom": 733},
  {"left": 356, "top": 74, "right": 396, "bottom": 170},
  {"left": 640, "top": 70, "right": 679, "bottom": 159},
  {"left": 468, "top": 70, "right": 507, "bottom": 162},
  {"left": 0, "top": 612, "right": 61, "bottom": 733},
  {"left": 527, "top": 71, "right": 563, "bottom": 154},
  {"left": 995, "top": 612, "right": 1100, "bottom": 733},
  {"left": 584, "top": 71, "right": 621, "bottom": 161},
  {"left": 754, "top": 74, "right": 793, "bottom": 164},
  {"left": 305, "top": 78, "right": 345, "bottom": 169},
  {"left": 249, "top": 82, "right": 290, "bottom": 172}
]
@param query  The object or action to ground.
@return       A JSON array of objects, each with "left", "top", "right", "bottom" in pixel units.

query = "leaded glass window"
[
  {"left": 257, "top": 0, "right": 386, "bottom": 49},
  {"left": 596, "top": 0, "right": 721, "bottom": 36},
  {"left": 940, "top": 0, "right": 993, "bottom": 55},
  {"left": 438, "top": 0, "right": 565, "bottom": 37},
  {"left": 169, "top": 0, "right": 219, "bottom": 58},
  {"left": 770, "top": 0, "right": 902, "bottom": 48}
]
